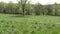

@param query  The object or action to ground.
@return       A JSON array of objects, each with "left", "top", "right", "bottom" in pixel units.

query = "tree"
[
  {"left": 42, "top": 5, "right": 48, "bottom": 15},
  {"left": 34, "top": 3, "right": 43, "bottom": 15},
  {"left": 47, "top": 4, "right": 53, "bottom": 15},
  {"left": 0, "top": 2, "right": 5, "bottom": 13},
  {"left": 25, "top": 1, "right": 32, "bottom": 15},
  {"left": 54, "top": 3, "right": 60, "bottom": 16},
  {"left": 17, "top": 0, "right": 28, "bottom": 16},
  {"left": 5, "top": 1, "right": 16, "bottom": 14}
]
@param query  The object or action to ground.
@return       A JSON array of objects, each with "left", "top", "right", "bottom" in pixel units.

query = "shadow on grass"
[
  {"left": 10, "top": 15, "right": 31, "bottom": 18},
  {"left": 11, "top": 15, "right": 24, "bottom": 18}
]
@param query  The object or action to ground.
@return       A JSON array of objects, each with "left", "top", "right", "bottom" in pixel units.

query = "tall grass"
[{"left": 0, "top": 14, "right": 60, "bottom": 34}]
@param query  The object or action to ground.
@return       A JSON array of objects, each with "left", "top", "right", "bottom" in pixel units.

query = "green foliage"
[
  {"left": 5, "top": 2, "right": 17, "bottom": 14},
  {"left": 34, "top": 3, "right": 43, "bottom": 15},
  {"left": 0, "top": 2, "right": 5, "bottom": 13},
  {"left": 18, "top": 0, "right": 28, "bottom": 16},
  {"left": 25, "top": 1, "right": 32, "bottom": 15},
  {"left": 0, "top": 2, "right": 60, "bottom": 16}
]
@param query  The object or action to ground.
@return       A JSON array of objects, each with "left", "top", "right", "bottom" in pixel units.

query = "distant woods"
[{"left": 0, "top": 1, "right": 60, "bottom": 16}]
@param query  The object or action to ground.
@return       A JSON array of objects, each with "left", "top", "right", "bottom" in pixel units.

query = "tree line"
[{"left": 0, "top": 1, "right": 60, "bottom": 16}]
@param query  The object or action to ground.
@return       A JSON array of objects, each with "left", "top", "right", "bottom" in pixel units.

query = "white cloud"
[
  {"left": 0, "top": 0, "right": 17, "bottom": 3},
  {"left": 0, "top": 0, "right": 60, "bottom": 4},
  {"left": 30, "top": 0, "right": 60, "bottom": 4}
]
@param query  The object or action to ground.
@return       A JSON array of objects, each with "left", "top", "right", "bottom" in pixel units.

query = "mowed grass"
[{"left": 0, "top": 14, "right": 60, "bottom": 34}]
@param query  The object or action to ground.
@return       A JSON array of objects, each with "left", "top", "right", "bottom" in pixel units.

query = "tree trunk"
[{"left": 22, "top": 5, "right": 25, "bottom": 16}]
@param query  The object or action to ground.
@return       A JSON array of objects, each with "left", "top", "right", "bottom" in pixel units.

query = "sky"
[{"left": 0, "top": 0, "right": 60, "bottom": 5}]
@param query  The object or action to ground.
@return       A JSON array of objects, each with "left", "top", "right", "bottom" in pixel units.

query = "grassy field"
[{"left": 0, "top": 14, "right": 60, "bottom": 34}]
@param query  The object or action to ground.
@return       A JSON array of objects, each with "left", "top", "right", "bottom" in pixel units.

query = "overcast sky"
[{"left": 0, "top": 0, "right": 60, "bottom": 5}]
